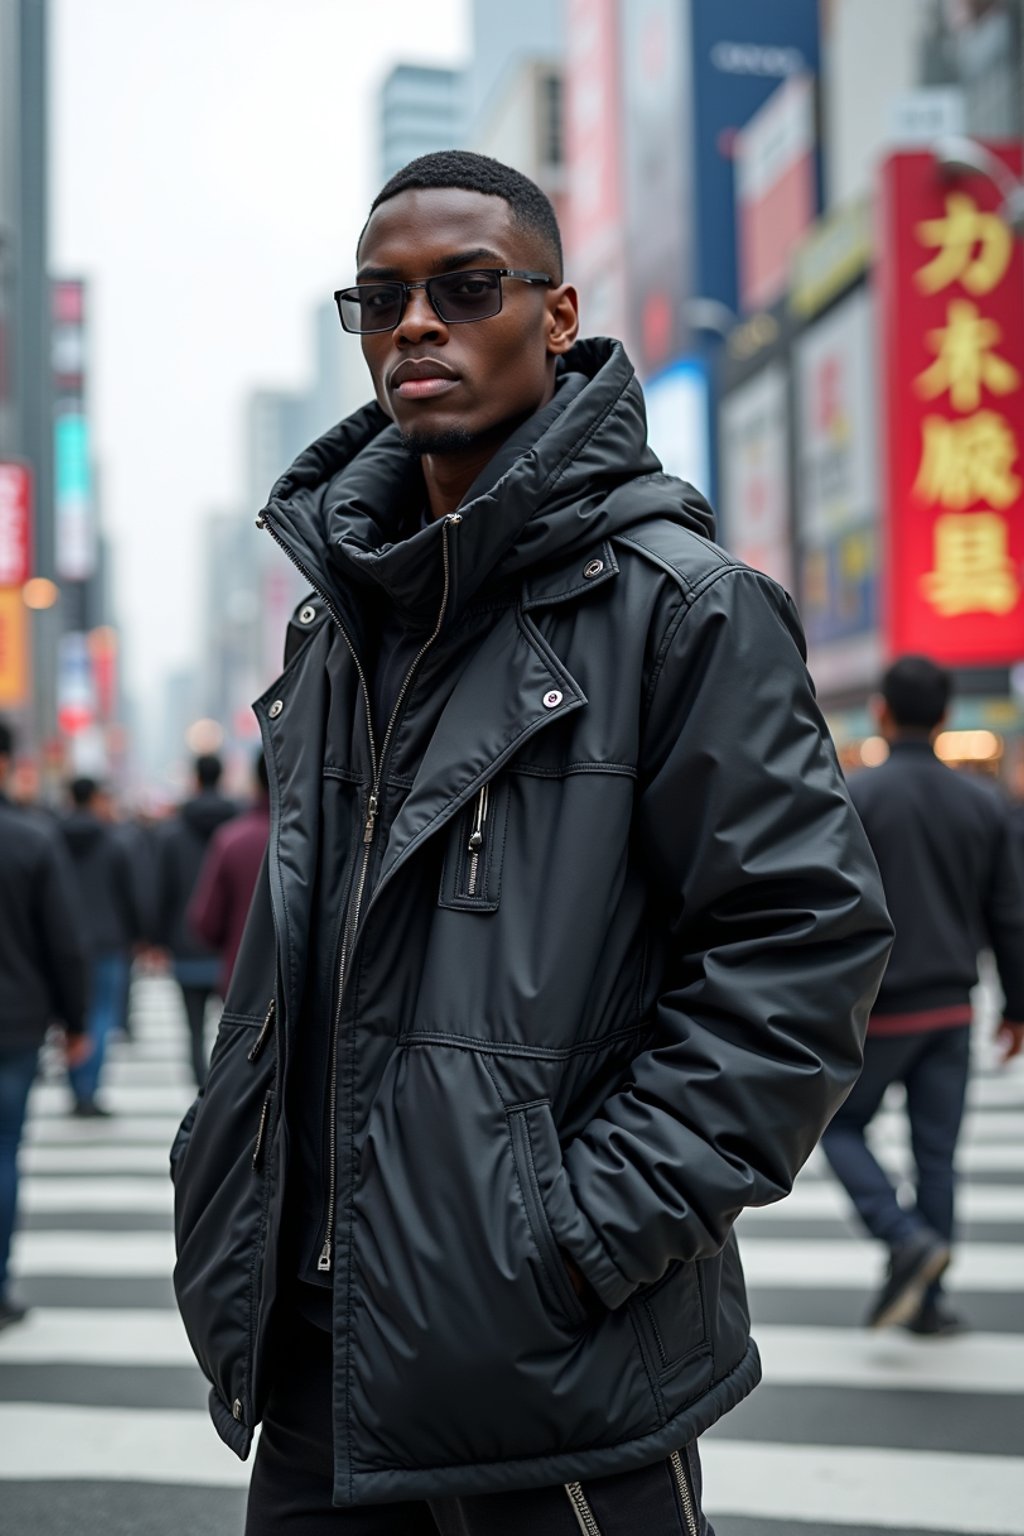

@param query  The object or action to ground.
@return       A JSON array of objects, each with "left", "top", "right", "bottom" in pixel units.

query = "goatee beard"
[{"left": 399, "top": 425, "right": 478, "bottom": 457}]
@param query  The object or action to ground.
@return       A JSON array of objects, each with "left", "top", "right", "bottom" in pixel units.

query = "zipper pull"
[
  {"left": 363, "top": 792, "right": 379, "bottom": 845},
  {"left": 317, "top": 1240, "right": 332, "bottom": 1273}
]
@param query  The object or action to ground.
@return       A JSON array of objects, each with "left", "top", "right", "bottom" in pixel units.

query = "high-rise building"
[{"left": 379, "top": 63, "right": 465, "bottom": 184}]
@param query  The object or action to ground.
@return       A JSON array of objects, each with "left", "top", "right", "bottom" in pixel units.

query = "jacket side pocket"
[{"left": 508, "top": 1102, "right": 588, "bottom": 1329}]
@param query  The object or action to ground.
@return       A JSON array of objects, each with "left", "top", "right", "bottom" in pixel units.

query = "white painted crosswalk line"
[
  {"left": 0, "top": 1309, "right": 192, "bottom": 1364},
  {"left": 12, "top": 1231, "right": 175, "bottom": 1276},
  {"left": 26, "top": 1116, "right": 185, "bottom": 1145},
  {"left": 701, "top": 1441, "right": 1024, "bottom": 1535},
  {"left": 22, "top": 1143, "right": 174, "bottom": 1174},
  {"left": 21, "top": 1177, "right": 172, "bottom": 1214},
  {"left": 0, "top": 1404, "right": 251, "bottom": 1487},
  {"left": 741, "top": 1238, "right": 1024, "bottom": 1290},
  {"left": 29, "top": 1084, "right": 194, "bottom": 1117},
  {"left": 754, "top": 1325, "right": 1024, "bottom": 1393},
  {"left": 740, "top": 1180, "right": 1024, "bottom": 1223}
]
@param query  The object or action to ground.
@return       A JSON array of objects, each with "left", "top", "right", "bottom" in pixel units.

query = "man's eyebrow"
[{"left": 355, "top": 248, "right": 507, "bottom": 282}]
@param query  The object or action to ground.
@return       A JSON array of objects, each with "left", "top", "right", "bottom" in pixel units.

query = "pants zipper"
[
  {"left": 256, "top": 507, "right": 462, "bottom": 1276},
  {"left": 466, "top": 781, "right": 489, "bottom": 895},
  {"left": 670, "top": 1448, "right": 700, "bottom": 1536},
  {"left": 564, "top": 1481, "right": 603, "bottom": 1536}
]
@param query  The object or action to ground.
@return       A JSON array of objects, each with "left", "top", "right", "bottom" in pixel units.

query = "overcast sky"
[{"left": 51, "top": 0, "right": 468, "bottom": 730}]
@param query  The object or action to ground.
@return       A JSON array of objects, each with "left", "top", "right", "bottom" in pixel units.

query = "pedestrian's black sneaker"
[
  {"left": 905, "top": 1298, "right": 966, "bottom": 1337},
  {"left": 0, "top": 1300, "right": 29, "bottom": 1333},
  {"left": 71, "top": 1098, "right": 113, "bottom": 1119},
  {"left": 866, "top": 1230, "right": 951, "bottom": 1329}
]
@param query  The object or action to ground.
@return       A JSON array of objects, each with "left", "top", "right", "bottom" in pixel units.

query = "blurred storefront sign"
[
  {"left": 0, "top": 460, "right": 32, "bottom": 587},
  {"left": 52, "top": 279, "right": 96, "bottom": 582},
  {"left": 0, "top": 588, "right": 27, "bottom": 708},
  {"left": 888, "top": 88, "right": 966, "bottom": 147},
  {"left": 879, "top": 148, "right": 1024, "bottom": 665},
  {"left": 565, "top": 0, "right": 628, "bottom": 345},
  {"left": 56, "top": 629, "right": 96, "bottom": 735},
  {"left": 735, "top": 73, "right": 817, "bottom": 313},
  {"left": 644, "top": 357, "right": 711, "bottom": 498},
  {"left": 789, "top": 199, "right": 872, "bottom": 320},
  {"left": 794, "top": 287, "right": 882, "bottom": 694},
  {"left": 718, "top": 361, "right": 792, "bottom": 588}
]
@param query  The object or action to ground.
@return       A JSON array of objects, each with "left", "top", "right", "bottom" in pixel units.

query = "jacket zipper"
[
  {"left": 247, "top": 998, "right": 276, "bottom": 1063},
  {"left": 252, "top": 1091, "right": 274, "bottom": 1170},
  {"left": 670, "top": 1448, "right": 699, "bottom": 1536},
  {"left": 256, "top": 504, "right": 461, "bottom": 1276},
  {"left": 564, "top": 1481, "right": 603, "bottom": 1535},
  {"left": 465, "top": 782, "right": 490, "bottom": 896}
]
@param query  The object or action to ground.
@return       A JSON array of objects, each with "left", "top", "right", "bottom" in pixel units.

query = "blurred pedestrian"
[
  {"left": 61, "top": 777, "right": 143, "bottom": 1116},
  {"left": 154, "top": 754, "right": 235, "bottom": 1086},
  {"left": 188, "top": 750, "right": 270, "bottom": 996},
  {"left": 171, "top": 151, "right": 891, "bottom": 1533},
  {"left": 823, "top": 655, "right": 1024, "bottom": 1335},
  {"left": 0, "top": 719, "right": 90, "bottom": 1329}
]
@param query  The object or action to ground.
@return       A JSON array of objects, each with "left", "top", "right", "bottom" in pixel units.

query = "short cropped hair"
[
  {"left": 70, "top": 776, "right": 98, "bottom": 808},
  {"left": 195, "top": 753, "right": 223, "bottom": 789},
  {"left": 0, "top": 717, "right": 13, "bottom": 758},
  {"left": 881, "top": 655, "right": 952, "bottom": 732},
  {"left": 365, "top": 150, "right": 563, "bottom": 282}
]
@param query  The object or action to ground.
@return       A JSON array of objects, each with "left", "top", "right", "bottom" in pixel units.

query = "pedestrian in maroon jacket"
[{"left": 188, "top": 753, "right": 270, "bottom": 997}]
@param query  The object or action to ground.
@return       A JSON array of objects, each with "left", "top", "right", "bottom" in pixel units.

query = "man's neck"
[{"left": 420, "top": 440, "right": 505, "bottom": 521}]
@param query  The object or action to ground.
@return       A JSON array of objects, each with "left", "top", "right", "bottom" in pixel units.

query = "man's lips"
[{"left": 389, "top": 358, "right": 461, "bottom": 401}]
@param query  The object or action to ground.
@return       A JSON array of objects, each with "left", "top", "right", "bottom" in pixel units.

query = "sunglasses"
[{"left": 333, "top": 268, "right": 553, "bottom": 336}]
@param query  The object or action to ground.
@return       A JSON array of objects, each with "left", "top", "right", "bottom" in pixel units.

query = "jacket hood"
[
  {"left": 259, "top": 337, "right": 715, "bottom": 632},
  {"left": 62, "top": 812, "right": 106, "bottom": 857},
  {"left": 181, "top": 792, "right": 236, "bottom": 841}
]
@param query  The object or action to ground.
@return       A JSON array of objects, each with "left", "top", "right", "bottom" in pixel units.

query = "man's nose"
[{"left": 394, "top": 285, "right": 448, "bottom": 344}]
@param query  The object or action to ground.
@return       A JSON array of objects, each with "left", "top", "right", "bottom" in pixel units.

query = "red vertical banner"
[
  {"left": 0, "top": 462, "right": 33, "bottom": 587},
  {"left": 879, "top": 148, "right": 1024, "bottom": 664}
]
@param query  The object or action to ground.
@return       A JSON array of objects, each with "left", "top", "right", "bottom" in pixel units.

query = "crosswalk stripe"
[
  {"left": 30, "top": 1085, "right": 194, "bottom": 1117},
  {"left": 0, "top": 1309, "right": 189, "bottom": 1364},
  {"left": 753, "top": 1325, "right": 1024, "bottom": 1393},
  {"left": 26, "top": 1117, "right": 185, "bottom": 1146},
  {"left": 12, "top": 1232, "right": 175, "bottom": 1275},
  {"left": 0, "top": 1404, "right": 250, "bottom": 1486},
  {"left": 22, "top": 1145, "right": 175, "bottom": 1174},
  {"left": 740, "top": 1181, "right": 1024, "bottom": 1223},
  {"left": 741, "top": 1238, "right": 1024, "bottom": 1289},
  {"left": 21, "top": 1179, "right": 173, "bottom": 1214},
  {"left": 700, "top": 1440, "right": 1024, "bottom": 1534}
]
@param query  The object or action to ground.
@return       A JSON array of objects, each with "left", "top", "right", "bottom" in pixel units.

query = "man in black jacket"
[
  {"left": 823, "top": 656, "right": 1024, "bottom": 1335},
  {"left": 171, "top": 153, "right": 892, "bottom": 1534},
  {"left": 154, "top": 754, "right": 235, "bottom": 1086},
  {"left": 0, "top": 720, "right": 89, "bottom": 1328},
  {"left": 61, "top": 777, "right": 143, "bottom": 1116}
]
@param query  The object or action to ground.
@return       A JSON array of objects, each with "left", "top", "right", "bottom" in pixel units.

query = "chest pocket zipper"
[
  {"left": 564, "top": 1481, "right": 603, "bottom": 1535},
  {"left": 438, "top": 777, "right": 510, "bottom": 912}
]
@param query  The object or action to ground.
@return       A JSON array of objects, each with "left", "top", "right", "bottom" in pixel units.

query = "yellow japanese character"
[
  {"left": 916, "top": 299, "right": 1020, "bottom": 413},
  {"left": 920, "top": 511, "right": 1020, "bottom": 615},
  {"left": 915, "top": 191, "right": 1013, "bottom": 296},
  {"left": 914, "top": 411, "right": 1021, "bottom": 509}
]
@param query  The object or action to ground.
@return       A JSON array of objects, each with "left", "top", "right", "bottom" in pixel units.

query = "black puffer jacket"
[{"left": 171, "top": 339, "right": 891, "bottom": 1506}]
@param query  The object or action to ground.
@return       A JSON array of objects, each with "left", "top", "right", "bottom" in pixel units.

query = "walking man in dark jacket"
[
  {"left": 823, "top": 655, "right": 1024, "bottom": 1335},
  {"left": 0, "top": 720, "right": 89, "bottom": 1328},
  {"left": 154, "top": 754, "right": 235, "bottom": 1086},
  {"left": 61, "top": 777, "right": 143, "bottom": 1116},
  {"left": 188, "top": 751, "right": 270, "bottom": 997},
  {"left": 171, "top": 153, "right": 892, "bottom": 1534}
]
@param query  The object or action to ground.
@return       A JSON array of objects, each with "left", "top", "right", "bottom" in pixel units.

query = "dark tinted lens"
[
  {"left": 338, "top": 283, "right": 403, "bottom": 333},
  {"left": 430, "top": 269, "right": 502, "bottom": 322}
]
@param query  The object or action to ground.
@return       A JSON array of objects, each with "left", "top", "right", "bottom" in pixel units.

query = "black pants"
[
  {"left": 245, "top": 1308, "right": 714, "bottom": 1535},
  {"left": 179, "top": 984, "right": 215, "bottom": 1088},
  {"left": 821, "top": 1023, "right": 971, "bottom": 1297}
]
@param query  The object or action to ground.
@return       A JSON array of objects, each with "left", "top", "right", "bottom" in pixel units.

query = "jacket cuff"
[{"left": 545, "top": 1161, "right": 637, "bottom": 1311}]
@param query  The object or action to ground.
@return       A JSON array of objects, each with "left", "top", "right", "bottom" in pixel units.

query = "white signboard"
[{"left": 719, "top": 362, "right": 792, "bottom": 588}]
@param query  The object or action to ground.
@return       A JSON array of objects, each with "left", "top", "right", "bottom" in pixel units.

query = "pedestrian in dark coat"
[
  {"left": 61, "top": 777, "right": 143, "bottom": 1116},
  {"left": 188, "top": 752, "right": 270, "bottom": 997},
  {"left": 154, "top": 754, "right": 236, "bottom": 1086},
  {"left": 823, "top": 655, "right": 1024, "bottom": 1336},
  {"left": 170, "top": 152, "right": 892, "bottom": 1533},
  {"left": 0, "top": 720, "right": 89, "bottom": 1328}
]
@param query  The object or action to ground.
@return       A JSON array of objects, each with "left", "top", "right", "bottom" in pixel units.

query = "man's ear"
[{"left": 545, "top": 284, "right": 579, "bottom": 357}]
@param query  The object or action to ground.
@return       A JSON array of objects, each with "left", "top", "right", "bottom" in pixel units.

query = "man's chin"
[{"left": 399, "top": 424, "right": 479, "bottom": 457}]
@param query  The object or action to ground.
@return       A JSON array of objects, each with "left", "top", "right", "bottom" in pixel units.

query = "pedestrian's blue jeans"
[
  {"left": 0, "top": 1046, "right": 40, "bottom": 1299},
  {"left": 821, "top": 1023, "right": 971, "bottom": 1299},
  {"left": 69, "top": 953, "right": 129, "bottom": 1105}
]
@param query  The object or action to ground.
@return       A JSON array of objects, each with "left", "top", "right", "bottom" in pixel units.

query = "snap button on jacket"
[{"left": 170, "top": 338, "right": 892, "bottom": 1508}]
